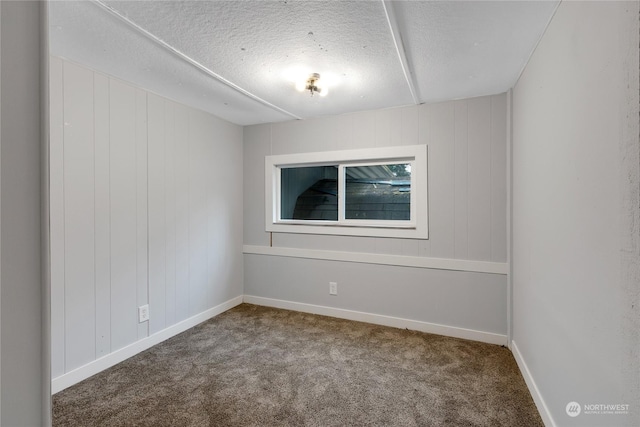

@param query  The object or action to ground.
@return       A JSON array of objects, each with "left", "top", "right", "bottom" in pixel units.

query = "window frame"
[
  {"left": 339, "top": 160, "right": 415, "bottom": 226},
  {"left": 265, "top": 145, "right": 428, "bottom": 239}
]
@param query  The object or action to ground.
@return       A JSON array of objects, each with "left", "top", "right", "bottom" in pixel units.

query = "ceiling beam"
[
  {"left": 92, "top": 0, "right": 302, "bottom": 120},
  {"left": 382, "top": 1, "right": 420, "bottom": 105}
]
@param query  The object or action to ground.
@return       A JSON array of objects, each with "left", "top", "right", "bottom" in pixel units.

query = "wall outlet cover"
[
  {"left": 138, "top": 304, "right": 150, "bottom": 323},
  {"left": 329, "top": 282, "right": 338, "bottom": 296}
]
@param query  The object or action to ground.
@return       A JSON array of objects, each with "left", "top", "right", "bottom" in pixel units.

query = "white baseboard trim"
[
  {"left": 511, "top": 341, "right": 555, "bottom": 427},
  {"left": 52, "top": 295, "right": 243, "bottom": 394},
  {"left": 244, "top": 295, "right": 507, "bottom": 346},
  {"left": 243, "top": 245, "right": 508, "bottom": 275}
]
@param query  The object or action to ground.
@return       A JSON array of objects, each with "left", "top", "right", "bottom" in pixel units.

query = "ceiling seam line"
[
  {"left": 91, "top": 0, "right": 303, "bottom": 121},
  {"left": 382, "top": 0, "right": 420, "bottom": 105}
]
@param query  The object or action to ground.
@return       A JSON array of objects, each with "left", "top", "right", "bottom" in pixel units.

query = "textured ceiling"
[{"left": 49, "top": 0, "right": 559, "bottom": 126}]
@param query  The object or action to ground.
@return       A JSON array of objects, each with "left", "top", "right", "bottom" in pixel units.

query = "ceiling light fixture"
[{"left": 296, "top": 73, "right": 328, "bottom": 97}]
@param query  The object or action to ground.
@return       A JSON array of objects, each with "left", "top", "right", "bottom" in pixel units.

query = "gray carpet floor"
[{"left": 53, "top": 304, "right": 543, "bottom": 426}]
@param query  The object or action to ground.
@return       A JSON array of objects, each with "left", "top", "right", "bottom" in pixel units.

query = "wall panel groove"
[
  {"left": 63, "top": 60, "right": 96, "bottom": 371},
  {"left": 94, "top": 71, "right": 111, "bottom": 359}
]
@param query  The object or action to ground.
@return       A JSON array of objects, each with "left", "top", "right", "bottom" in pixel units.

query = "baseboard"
[
  {"left": 243, "top": 295, "right": 508, "bottom": 346},
  {"left": 53, "top": 294, "right": 508, "bottom": 394},
  {"left": 511, "top": 341, "right": 555, "bottom": 427},
  {"left": 52, "top": 295, "right": 243, "bottom": 394}
]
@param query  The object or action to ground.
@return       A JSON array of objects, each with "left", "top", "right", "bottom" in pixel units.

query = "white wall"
[
  {"left": 511, "top": 2, "right": 639, "bottom": 426},
  {"left": 244, "top": 95, "right": 509, "bottom": 341},
  {"left": 50, "top": 57, "right": 244, "bottom": 388},
  {"left": 1, "top": 1, "right": 47, "bottom": 425}
]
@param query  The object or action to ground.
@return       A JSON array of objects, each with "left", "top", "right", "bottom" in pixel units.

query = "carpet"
[{"left": 53, "top": 304, "right": 543, "bottom": 426}]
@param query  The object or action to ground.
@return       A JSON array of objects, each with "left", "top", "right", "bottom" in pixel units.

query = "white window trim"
[{"left": 265, "top": 145, "right": 428, "bottom": 239}]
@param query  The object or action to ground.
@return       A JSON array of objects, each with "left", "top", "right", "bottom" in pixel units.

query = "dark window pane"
[
  {"left": 281, "top": 166, "right": 338, "bottom": 220},
  {"left": 344, "top": 164, "right": 411, "bottom": 220}
]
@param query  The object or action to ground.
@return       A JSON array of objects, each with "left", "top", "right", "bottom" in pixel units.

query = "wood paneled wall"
[
  {"left": 245, "top": 95, "right": 507, "bottom": 262},
  {"left": 243, "top": 94, "right": 509, "bottom": 338},
  {"left": 50, "top": 57, "right": 243, "bottom": 379}
]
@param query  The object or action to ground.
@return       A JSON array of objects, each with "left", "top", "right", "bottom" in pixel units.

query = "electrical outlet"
[
  {"left": 138, "top": 304, "right": 150, "bottom": 323},
  {"left": 329, "top": 281, "right": 338, "bottom": 296}
]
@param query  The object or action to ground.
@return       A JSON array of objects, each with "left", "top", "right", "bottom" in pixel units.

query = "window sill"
[{"left": 266, "top": 222, "right": 428, "bottom": 239}]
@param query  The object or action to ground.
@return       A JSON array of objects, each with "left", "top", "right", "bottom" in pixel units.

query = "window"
[{"left": 266, "top": 145, "right": 428, "bottom": 239}]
